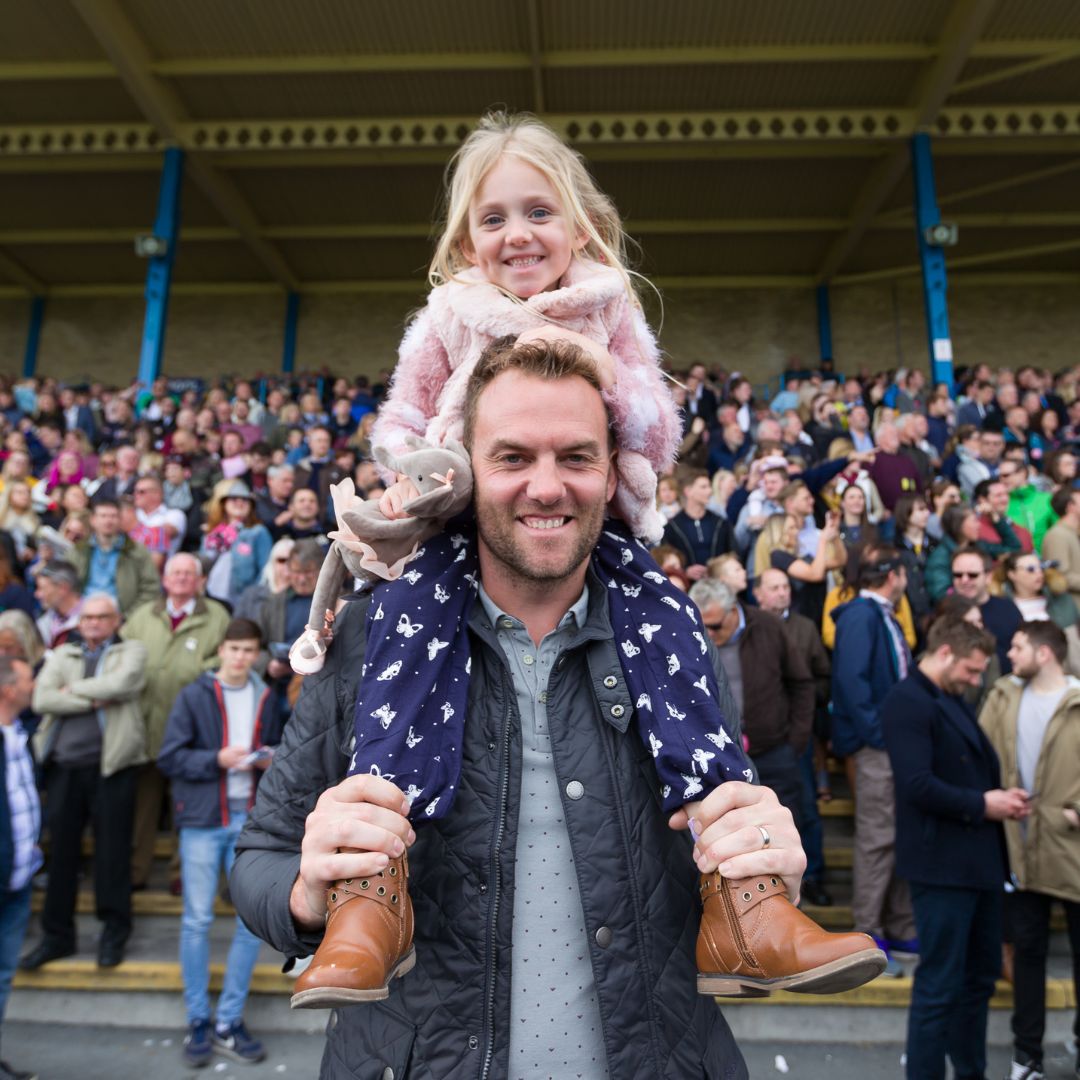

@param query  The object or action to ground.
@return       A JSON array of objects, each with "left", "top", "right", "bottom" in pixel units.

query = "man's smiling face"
[{"left": 470, "top": 370, "right": 617, "bottom": 587}]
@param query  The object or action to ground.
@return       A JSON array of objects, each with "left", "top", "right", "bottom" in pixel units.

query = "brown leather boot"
[
  {"left": 290, "top": 852, "right": 415, "bottom": 1009},
  {"left": 696, "top": 872, "right": 886, "bottom": 997}
]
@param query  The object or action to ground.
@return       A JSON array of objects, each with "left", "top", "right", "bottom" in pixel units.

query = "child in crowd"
[{"left": 291, "top": 113, "right": 882, "bottom": 1008}]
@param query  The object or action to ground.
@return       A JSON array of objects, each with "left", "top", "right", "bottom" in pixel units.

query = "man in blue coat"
[
  {"left": 831, "top": 545, "right": 917, "bottom": 971},
  {"left": 883, "top": 617, "right": 1029, "bottom": 1080}
]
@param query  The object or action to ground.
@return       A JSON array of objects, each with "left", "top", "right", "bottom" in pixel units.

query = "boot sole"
[
  {"left": 697, "top": 947, "right": 888, "bottom": 998},
  {"left": 289, "top": 947, "right": 416, "bottom": 1009}
]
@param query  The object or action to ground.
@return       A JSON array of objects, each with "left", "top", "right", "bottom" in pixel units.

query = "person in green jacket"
[
  {"left": 1000, "top": 457, "right": 1057, "bottom": 554},
  {"left": 925, "top": 504, "right": 1022, "bottom": 604},
  {"left": 120, "top": 553, "right": 230, "bottom": 888}
]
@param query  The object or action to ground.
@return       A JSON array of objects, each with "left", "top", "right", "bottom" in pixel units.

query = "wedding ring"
[{"left": 755, "top": 825, "right": 771, "bottom": 850}]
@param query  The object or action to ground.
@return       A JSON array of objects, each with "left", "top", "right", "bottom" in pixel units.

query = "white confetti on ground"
[
  {"left": 900, "top": 1053, "right": 907, "bottom": 1066},
  {"left": 774, "top": 1054, "right": 789, "bottom": 1074},
  {"left": 142, "top": 1039, "right": 154, "bottom": 1047},
  {"left": 214, "top": 1064, "right": 227, "bottom": 1073},
  {"left": 275, "top": 1067, "right": 288, "bottom": 1074},
  {"left": 161, "top": 1039, "right": 173, "bottom": 1047}
]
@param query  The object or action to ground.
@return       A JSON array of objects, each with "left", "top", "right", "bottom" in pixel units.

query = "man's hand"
[
  {"left": 983, "top": 788, "right": 1031, "bottom": 821},
  {"left": 671, "top": 782, "right": 807, "bottom": 903},
  {"left": 849, "top": 449, "right": 877, "bottom": 466},
  {"left": 289, "top": 775, "right": 415, "bottom": 931},
  {"left": 686, "top": 564, "right": 708, "bottom": 581},
  {"left": 218, "top": 745, "right": 252, "bottom": 770}
]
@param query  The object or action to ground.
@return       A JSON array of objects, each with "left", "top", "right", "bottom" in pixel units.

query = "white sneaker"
[{"left": 1008, "top": 1057, "right": 1044, "bottom": 1080}]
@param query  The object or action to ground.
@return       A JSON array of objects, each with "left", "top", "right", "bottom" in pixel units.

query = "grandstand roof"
[{"left": 1, "top": 0, "right": 1079, "bottom": 298}]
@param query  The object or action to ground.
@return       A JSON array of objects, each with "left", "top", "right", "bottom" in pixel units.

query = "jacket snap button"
[
  {"left": 566, "top": 780, "right": 584, "bottom": 800},
  {"left": 595, "top": 926, "right": 613, "bottom": 948},
  {"left": 328, "top": 1011, "right": 338, "bottom": 1030},
  {"left": 468, "top": 1035, "right": 479, "bottom": 1050},
  {"left": 603, "top": 675, "right": 617, "bottom": 689},
  {"left": 487, "top": 742, "right": 496, "bottom": 752},
  {"left": 610, "top": 704, "right": 625, "bottom": 718},
  {"left": 479, "top": 881, "right": 488, "bottom": 894},
  {"left": 381, "top": 1069, "right": 394, "bottom": 1080}
]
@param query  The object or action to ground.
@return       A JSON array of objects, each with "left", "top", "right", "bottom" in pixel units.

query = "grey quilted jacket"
[{"left": 232, "top": 575, "right": 749, "bottom": 1080}]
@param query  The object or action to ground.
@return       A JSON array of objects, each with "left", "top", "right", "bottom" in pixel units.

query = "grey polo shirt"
[{"left": 479, "top": 583, "right": 610, "bottom": 1080}]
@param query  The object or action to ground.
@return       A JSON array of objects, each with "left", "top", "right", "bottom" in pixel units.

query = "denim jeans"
[
  {"left": 0, "top": 885, "right": 32, "bottom": 1040},
  {"left": 179, "top": 813, "right": 263, "bottom": 1026},
  {"left": 906, "top": 882, "right": 1002, "bottom": 1080}
]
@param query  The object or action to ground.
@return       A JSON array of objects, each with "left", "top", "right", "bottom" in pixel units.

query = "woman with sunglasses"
[{"left": 995, "top": 552, "right": 1078, "bottom": 630}]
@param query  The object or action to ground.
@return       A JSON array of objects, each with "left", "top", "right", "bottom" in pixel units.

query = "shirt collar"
[
  {"left": 859, "top": 589, "right": 896, "bottom": 615},
  {"left": 166, "top": 597, "right": 197, "bottom": 619},
  {"left": 729, "top": 602, "right": 748, "bottom": 643},
  {"left": 478, "top": 581, "right": 590, "bottom": 636}
]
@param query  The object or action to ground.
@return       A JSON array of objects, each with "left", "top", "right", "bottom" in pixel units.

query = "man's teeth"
[
  {"left": 507, "top": 256, "right": 542, "bottom": 267},
  {"left": 524, "top": 517, "right": 565, "bottom": 529}
]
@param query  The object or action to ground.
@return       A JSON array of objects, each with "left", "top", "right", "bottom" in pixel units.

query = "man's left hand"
[{"left": 670, "top": 782, "right": 806, "bottom": 903}]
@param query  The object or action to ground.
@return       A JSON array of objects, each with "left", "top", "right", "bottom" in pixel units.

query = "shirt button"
[
  {"left": 566, "top": 780, "right": 584, "bottom": 800},
  {"left": 610, "top": 704, "right": 625, "bottom": 718},
  {"left": 523, "top": 655, "right": 534, "bottom": 666},
  {"left": 479, "top": 881, "right": 488, "bottom": 894},
  {"left": 603, "top": 675, "right": 617, "bottom": 689},
  {"left": 595, "top": 926, "right": 613, "bottom": 948}
]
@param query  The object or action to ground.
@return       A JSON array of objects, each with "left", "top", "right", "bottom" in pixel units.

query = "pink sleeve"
[
  {"left": 602, "top": 298, "right": 682, "bottom": 475},
  {"left": 370, "top": 307, "right": 452, "bottom": 464}
]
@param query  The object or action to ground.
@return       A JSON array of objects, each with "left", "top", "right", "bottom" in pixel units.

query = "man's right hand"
[
  {"left": 983, "top": 787, "right": 1030, "bottom": 821},
  {"left": 290, "top": 775, "right": 415, "bottom": 931},
  {"left": 217, "top": 745, "right": 252, "bottom": 770}
]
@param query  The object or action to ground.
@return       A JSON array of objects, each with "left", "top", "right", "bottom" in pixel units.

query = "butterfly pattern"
[{"left": 349, "top": 517, "right": 750, "bottom": 823}]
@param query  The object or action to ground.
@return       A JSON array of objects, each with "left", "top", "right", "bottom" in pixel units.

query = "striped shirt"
[{"left": 3, "top": 720, "right": 42, "bottom": 891}]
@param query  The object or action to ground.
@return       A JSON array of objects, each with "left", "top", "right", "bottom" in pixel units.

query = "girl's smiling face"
[{"left": 463, "top": 156, "right": 580, "bottom": 299}]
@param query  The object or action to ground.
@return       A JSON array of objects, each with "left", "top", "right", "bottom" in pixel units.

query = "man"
[
  {"left": 255, "top": 464, "right": 296, "bottom": 540},
  {"left": 0, "top": 656, "right": 40, "bottom": 1080},
  {"left": 121, "top": 554, "right": 230, "bottom": 890},
  {"left": 972, "top": 477, "right": 1030, "bottom": 554},
  {"left": 662, "top": 467, "right": 733, "bottom": 579},
  {"left": 1000, "top": 455, "right": 1057, "bottom": 554},
  {"left": 69, "top": 499, "right": 161, "bottom": 616},
  {"left": 1003, "top": 404, "right": 1031, "bottom": 455},
  {"left": 293, "top": 426, "right": 346, "bottom": 518},
  {"left": 845, "top": 404, "right": 875, "bottom": 454},
  {"left": 684, "top": 362, "right": 718, "bottom": 426},
  {"left": 1042, "top": 486, "right": 1080, "bottom": 611},
  {"left": 90, "top": 444, "right": 139, "bottom": 504},
  {"left": 58, "top": 386, "right": 96, "bottom": 442},
  {"left": 950, "top": 546, "right": 1022, "bottom": 674},
  {"left": 158, "top": 618, "right": 283, "bottom": 1068},
  {"left": 778, "top": 410, "right": 818, "bottom": 464},
  {"left": 34, "top": 560, "right": 83, "bottom": 649},
  {"left": 893, "top": 368, "right": 926, "bottom": 415},
  {"left": 868, "top": 423, "right": 921, "bottom": 513},
  {"left": 232, "top": 339, "right": 816, "bottom": 1079},
  {"left": 280, "top": 488, "right": 326, "bottom": 543},
  {"left": 691, "top": 579, "right": 813, "bottom": 830},
  {"left": 958, "top": 429, "right": 1004, "bottom": 499},
  {"left": 884, "top": 617, "right": 1025, "bottom": 1080},
  {"left": 980, "top": 622, "right": 1080, "bottom": 1080},
  {"left": 896, "top": 413, "right": 934, "bottom": 491},
  {"left": 831, "top": 546, "right": 917, "bottom": 973},
  {"left": 22, "top": 595, "right": 147, "bottom": 970},
  {"left": 734, "top": 455, "right": 789, "bottom": 560},
  {"left": 132, "top": 474, "right": 186, "bottom": 557},
  {"left": 757, "top": 566, "right": 833, "bottom": 908},
  {"left": 957, "top": 380, "right": 998, "bottom": 430}
]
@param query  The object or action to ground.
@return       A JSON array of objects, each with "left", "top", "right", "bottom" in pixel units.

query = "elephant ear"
[{"left": 373, "top": 443, "right": 399, "bottom": 475}]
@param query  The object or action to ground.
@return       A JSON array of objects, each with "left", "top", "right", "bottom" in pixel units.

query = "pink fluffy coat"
[{"left": 371, "top": 259, "right": 680, "bottom": 543}]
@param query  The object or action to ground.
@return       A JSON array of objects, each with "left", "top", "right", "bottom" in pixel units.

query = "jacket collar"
[{"left": 910, "top": 666, "right": 985, "bottom": 753}]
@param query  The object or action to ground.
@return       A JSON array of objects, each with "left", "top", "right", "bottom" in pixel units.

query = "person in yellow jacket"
[{"left": 978, "top": 620, "right": 1080, "bottom": 1080}]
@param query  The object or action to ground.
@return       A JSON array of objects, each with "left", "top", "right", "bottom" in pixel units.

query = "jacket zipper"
[
  {"left": 719, "top": 876, "right": 750, "bottom": 965},
  {"left": 479, "top": 670, "right": 513, "bottom": 1080}
]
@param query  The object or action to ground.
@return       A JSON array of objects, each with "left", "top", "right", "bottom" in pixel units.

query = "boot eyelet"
[
  {"left": 377, "top": 886, "right": 386, "bottom": 896},
  {"left": 330, "top": 891, "right": 337, "bottom": 902},
  {"left": 343, "top": 878, "right": 353, "bottom": 885},
  {"left": 742, "top": 891, "right": 752, "bottom": 902},
  {"left": 389, "top": 866, "right": 397, "bottom": 876},
  {"left": 360, "top": 880, "right": 370, "bottom": 890},
  {"left": 757, "top": 882, "right": 766, "bottom": 892},
  {"left": 770, "top": 877, "right": 779, "bottom": 887},
  {"left": 391, "top": 894, "right": 398, "bottom": 903}
]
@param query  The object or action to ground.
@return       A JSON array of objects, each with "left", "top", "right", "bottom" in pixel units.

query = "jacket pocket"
[{"left": 327, "top": 1011, "right": 415, "bottom": 1079}]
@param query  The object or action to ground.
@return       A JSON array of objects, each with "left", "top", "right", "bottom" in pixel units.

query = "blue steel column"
[
  {"left": 815, "top": 284, "right": 833, "bottom": 364},
  {"left": 282, "top": 291, "right": 300, "bottom": 373},
  {"left": 137, "top": 147, "right": 184, "bottom": 388},
  {"left": 22, "top": 296, "right": 45, "bottom": 378},
  {"left": 910, "top": 132, "right": 954, "bottom": 394}
]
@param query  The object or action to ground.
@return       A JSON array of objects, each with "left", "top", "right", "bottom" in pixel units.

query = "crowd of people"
[{"left": 0, "top": 359, "right": 1073, "bottom": 1077}]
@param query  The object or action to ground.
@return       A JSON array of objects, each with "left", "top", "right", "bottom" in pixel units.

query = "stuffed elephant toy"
[{"left": 289, "top": 436, "right": 473, "bottom": 674}]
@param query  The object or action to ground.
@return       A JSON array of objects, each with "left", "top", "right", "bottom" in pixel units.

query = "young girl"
[{"left": 292, "top": 112, "right": 881, "bottom": 1009}]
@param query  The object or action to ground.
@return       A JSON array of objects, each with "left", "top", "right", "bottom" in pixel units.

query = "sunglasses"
[
  {"left": 1015, "top": 564, "right": 1042, "bottom": 574},
  {"left": 952, "top": 571, "right": 983, "bottom": 580}
]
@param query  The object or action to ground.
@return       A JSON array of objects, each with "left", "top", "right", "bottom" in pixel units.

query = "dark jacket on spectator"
[
  {"left": 883, "top": 668, "right": 1005, "bottom": 890},
  {"left": 662, "top": 510, "right": 733, "bottom": 567}
]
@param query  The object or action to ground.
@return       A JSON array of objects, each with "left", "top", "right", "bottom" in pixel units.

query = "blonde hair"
[
  {"left": 429, "top": 112, "right": 635, "bottom": 301},
  {"left": 753, "top": 513, "right": 795, "bottom": 578},
  {"left": 0, "top": 610, "right": 45, "bottom": 668}
]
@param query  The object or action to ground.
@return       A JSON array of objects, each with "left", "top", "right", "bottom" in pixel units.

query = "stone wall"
[{"left": 1, "top": 281, "right": 1076, "bottom": 389}]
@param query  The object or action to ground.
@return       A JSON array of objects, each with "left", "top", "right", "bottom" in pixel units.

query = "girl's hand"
[
  {"left": 379, "top": 475, "right": 420, "bottom": 520},
  {"left": 516, "top": 325, "right": 616, "bottom": 390}
]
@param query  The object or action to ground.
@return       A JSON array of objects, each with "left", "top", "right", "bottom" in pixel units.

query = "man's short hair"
[
  {"left": 163, "top": 552, "right": 201, "bottom": 577},
  {"left": 1014, "top": 619, "right": 1068, "bottom": 666},
  {"left": 950, "top": 543, "right": 991, "bottom": 571},
  {"left": 925, "top": 616, "right": 996, "bottom": 660},
  {"left": 972, "top": 478, "right": 998, "bottom": 503},
  {"left": 856, "top": 545, "right": 903, "bottom": 590},
  {"left": 36, "top": 560, "right": 79, "bottom": 591},
  {"left": 462, "top": 336, "right": 610, "bottom": 449},
  {"left": 688, "top": 578, "right": 736, "bottom": 615},
  {"left": 224, "top": 617, "right": 263, "bottom": 646},
  {"left": 778, "top": 480, "right": 807, "bottom": 504},
  {"left": 289, "top": 538, "right": 325, "bottom": 569},
  {"left": 92, "top": 497, "right": 120, "bottom": 513},
  {"left": 81, "top": 592, "right": 120, "bottom": 616},
  {"left": 267, "top": 464, "right": 294, "bottom": 480},
  {"left": 677, "top": 466, "right": 709, "bottom": 491},
  {"left": 1051, "top": 485, "right": 1077, "bottom": 519}
]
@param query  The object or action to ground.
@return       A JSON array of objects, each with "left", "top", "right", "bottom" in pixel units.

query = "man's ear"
[{"left": 606, "top": 448, "right": 619, "bottom": 503}]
